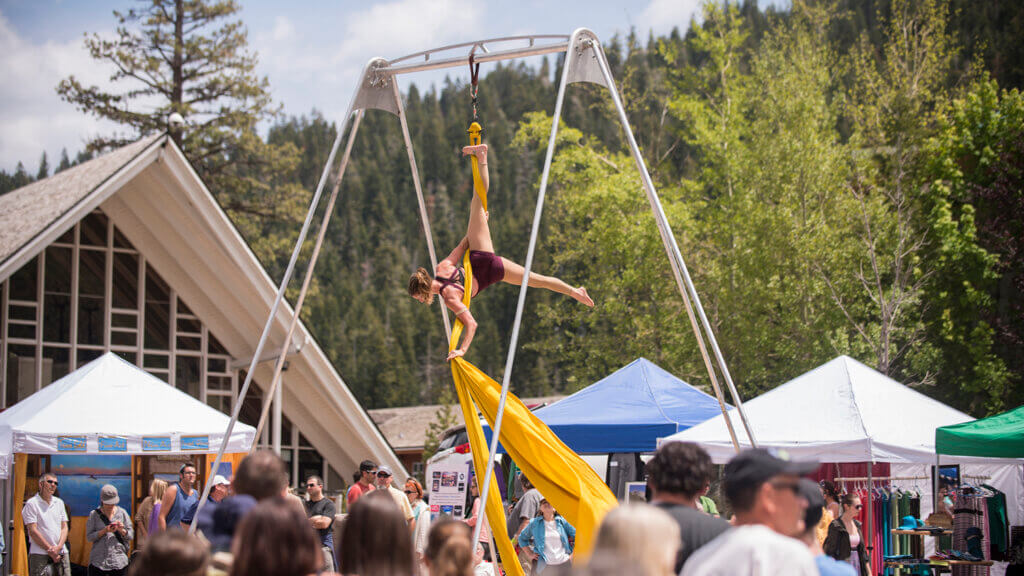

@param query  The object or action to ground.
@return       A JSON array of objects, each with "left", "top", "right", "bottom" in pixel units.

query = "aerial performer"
[{"left": 408, "top": 143, "right": 594, "bottom": 361}]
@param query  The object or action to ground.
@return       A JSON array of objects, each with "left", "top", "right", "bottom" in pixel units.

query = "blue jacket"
[{"left": 517, "top": 516, "right": 575, "bottom": 563}]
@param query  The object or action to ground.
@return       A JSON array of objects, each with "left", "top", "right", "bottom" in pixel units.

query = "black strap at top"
[{"left": 436, "top": 267, "right": 465, "bottom": 294}]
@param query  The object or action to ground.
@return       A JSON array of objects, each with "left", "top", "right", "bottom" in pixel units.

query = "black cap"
[
  {"left": 359, "top": 460, "right": 377, "bottom": 473},
  {"left": 725, "top": 448, "right": 818, "bottom": 492}
]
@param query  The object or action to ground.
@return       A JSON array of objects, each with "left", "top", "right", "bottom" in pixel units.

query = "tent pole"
[
  {"left": 190, "top": 67, "right": 365, "bottom": 535},
  {"left": 250, "top": 110, "right": 366, "bottom": 449},
  {"left": 867, "top": 464, "right": 874, "bottom": 574},
  {"left": 588, "top": 40, "right": 747, "bottom": 451},
  {"left": 934, "top": 453, "right": 940, "bottom": 512}
]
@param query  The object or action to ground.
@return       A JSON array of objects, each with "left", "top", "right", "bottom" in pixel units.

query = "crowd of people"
[{"left": 19, "top": 442, "right": 869, "bottom": 576}]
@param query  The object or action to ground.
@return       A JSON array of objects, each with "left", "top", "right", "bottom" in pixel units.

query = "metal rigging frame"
[{"left": 192, "top": 29, "right": 758, "bottom": 539}]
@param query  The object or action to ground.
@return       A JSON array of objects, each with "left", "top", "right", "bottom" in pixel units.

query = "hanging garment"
[
  {"left": 898, "top": 493, "right": 912, "bottom": 557},
  {"left": 910, "top": 495, "right": 923, "bottom": 559},
  {"left": 982, "top": 485, "right": 1009, "bottom": 560},
  {"left": 952, "top": 495, "right": 990, "bottom": 576},
  {"left": 981, "top": 498, "right": 992, "bottom": 560},
  {"left": 875, "top": 494, "right": 885, "bottom": 572}
]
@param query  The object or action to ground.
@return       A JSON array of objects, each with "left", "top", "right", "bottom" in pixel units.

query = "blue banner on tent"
[
  {"left": 181, "top": 436, "right": 209, "bottom": 451},
  {"left": 142, "top": 437, "right": 171, "bottom": 451},
  {"left": 98, "top": 437, "right": 127, "bottom": 452},
  {"left": 57, "top": 436, "right": 87, "bottom": 452}
]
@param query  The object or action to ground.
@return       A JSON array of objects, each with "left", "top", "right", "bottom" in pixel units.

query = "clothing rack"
[{"left": 832, "top": 474, "right": 931, "bottom": 575}]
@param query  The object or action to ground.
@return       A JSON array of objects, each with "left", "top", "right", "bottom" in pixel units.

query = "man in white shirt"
[
  {"left": 22, "top": 473, "right": 71, "bottom": 576},
  {"left": 681, "top": 448, "right": 819, "bottom": 576},
  {"left": 375, "top": 465, "right": 414, "bottom": 526}
]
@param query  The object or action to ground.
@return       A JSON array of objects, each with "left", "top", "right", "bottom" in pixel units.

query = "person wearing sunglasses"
[
  {"left": 346, "top": 460, "right": 377, "bottom": 510},
  {"left": 375, "top": 465, "right": 414, "bottom": 527},
  {"left": 23, "top": 473, "right": 71, "bottom": 576},
  {"left": 823, "top": 493, "right": 869, "bottom": 576},
  {"left": 159, "top": 463, "right": 198, "bottom": 532},
  {"left": 405, "top": 478, "right": 430, "bottom": 573},
  {"left": 681, "top": 448, "right": 818, "bottom": 576},
  {"left": 304, "top": 475, "right": 337, "bottom": 573}
]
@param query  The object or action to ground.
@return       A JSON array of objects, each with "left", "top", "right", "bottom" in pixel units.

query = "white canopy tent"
[
  {"left": 663, "top": 355, "right": 998, "bottom": 464},
  {"left": 0, "top": 352, "right": 255, "bottom": 478},
  {"left": 662, "top": 355, "right": 1024, "bottom": 557}
]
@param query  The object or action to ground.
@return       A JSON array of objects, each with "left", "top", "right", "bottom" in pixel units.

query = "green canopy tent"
[{"left": 936, "top": 405, "right": 1024, "bottom": 459}]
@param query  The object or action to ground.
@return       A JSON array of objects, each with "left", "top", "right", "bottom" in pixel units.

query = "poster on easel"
[{"left": 426, "top": 451, "right": 470, "bottom": 521}]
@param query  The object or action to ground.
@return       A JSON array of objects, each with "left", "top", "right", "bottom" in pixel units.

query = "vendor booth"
[
  {"left": 483, "top": 358, "right": 727, "bottom": 498},
  {"left": 526, "top": 357, "right": 727, "bottom": 453},
  {"left": 0, "top": 352, "right": 255, "bottom": 574},
  {"left": 663, "top": 355, "right": 1024, "bottom": 574},
  {"left": 937, "top": 405, "right": 1024, "bottom": 460}
]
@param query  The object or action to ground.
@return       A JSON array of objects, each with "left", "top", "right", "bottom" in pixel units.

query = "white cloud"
[
  {"left": 0, "top": 10, "right": 121, "bottom": 172},
  {"left": 271, "top": 16, "right": 294, "bottom": 42},
  {"left": 251, "top": 0, "right": 483, "bottom": 122},
  {"left": 636, "top": 0, "right": 702, "bottom": 38}
]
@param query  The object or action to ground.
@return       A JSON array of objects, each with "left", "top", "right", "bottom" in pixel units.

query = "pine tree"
[
  {"left": 56, "top": 0, "right": 305, "bottom": 275},
  {"left": 13, "top": 162, "right": 31, "bottom": 189},
  {"left": 36, "top": 152, "right": 49, "bottom": 180},
  {"left": 57, "top": 148, "right": 72, "bottom": 173}
]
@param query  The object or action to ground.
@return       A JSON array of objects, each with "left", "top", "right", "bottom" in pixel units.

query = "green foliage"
[{"left": 918, "top": 75, "right": 1024, "bottom": 413}]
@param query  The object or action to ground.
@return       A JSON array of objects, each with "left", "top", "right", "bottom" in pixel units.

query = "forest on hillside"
[{"left": 3, "top": 0, "right": 1022, "bottom": 416}]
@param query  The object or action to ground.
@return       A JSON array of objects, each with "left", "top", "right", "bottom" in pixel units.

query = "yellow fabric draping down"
[
  {"left": 446, "top": 146, "right": 617, "bottom": 574},
  {"left": 467, "top": 122, "right": 487, "bottom": 212}
]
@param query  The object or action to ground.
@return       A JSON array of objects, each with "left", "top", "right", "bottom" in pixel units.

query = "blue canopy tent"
[{"left": 485, "top": 358, "right": 728, "bottom": 454}]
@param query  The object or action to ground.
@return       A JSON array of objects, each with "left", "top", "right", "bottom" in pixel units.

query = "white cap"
[{"left": 212, "top": 474, "right": 230, "bottom": 486}]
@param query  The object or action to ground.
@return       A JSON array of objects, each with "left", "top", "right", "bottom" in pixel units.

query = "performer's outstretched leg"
[{"left": 500, "top": 259, "right": 594, "bottom": 307}]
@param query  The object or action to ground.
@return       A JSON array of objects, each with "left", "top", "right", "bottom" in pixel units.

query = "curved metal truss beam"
[{"left": 387, "top": 33, "right": 573, "bottom": 70}]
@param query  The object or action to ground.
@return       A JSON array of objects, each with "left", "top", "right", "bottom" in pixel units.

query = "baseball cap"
[
  {"left": 359, "top": 460, "right": 377, "bottom": 473},
  {"left": 100, "top": 484, "right": 119, "bottom": 505},
  {"left": 377, "top": 464, "right": 393, "bottom": 477},
  {"left": 212, "top": 474, "right": 230, "bottom": 487},
  {"left": 725, "top": 448, "right": 818, "bottom": 493}
]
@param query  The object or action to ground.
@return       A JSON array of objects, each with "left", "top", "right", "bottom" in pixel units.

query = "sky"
[{"left": 0, "top": 0, "right": 710, "bottom": 173}]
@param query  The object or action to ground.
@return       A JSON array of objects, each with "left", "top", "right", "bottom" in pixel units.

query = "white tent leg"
[
  {"left": 589, "top": 41, "right": 756, "bottom": 450},
  {"left": 251, "top": 110, "right": 366, "bottom": 448},
  {"left": 190, "top": 64, "right": 368, "bottom": 533}
]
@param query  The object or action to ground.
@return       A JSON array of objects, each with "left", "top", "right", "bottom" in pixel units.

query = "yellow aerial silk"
[{"left": 446, "top": 142, "right": 616, "bottom": 576}]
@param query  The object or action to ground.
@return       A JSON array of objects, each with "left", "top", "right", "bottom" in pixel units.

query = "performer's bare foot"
[
  {"left": 462, "top": 144, "right": 488, "bottom": 164},
  {"left": 573, "top": 287, "right": 594, "bottom": 307}
]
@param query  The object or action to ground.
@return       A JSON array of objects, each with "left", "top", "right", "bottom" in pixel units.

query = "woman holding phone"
[{"left": 86, "top": 484, "right": 134, "bottom": 576}]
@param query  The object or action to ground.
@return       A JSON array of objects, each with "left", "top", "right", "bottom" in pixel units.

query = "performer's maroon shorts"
[{"left": 469, "top": 250, "right": 505, "bottom": 293}]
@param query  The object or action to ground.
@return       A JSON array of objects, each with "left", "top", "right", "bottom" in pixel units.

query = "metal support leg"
[
  {"left": 394, "top": 80, "right": 452, "bottom": 341},
  {"left": 251, "top": 110, "right": 366, "bottom": 447},
  {"left": 591, "top": 41, "right": 755, "bottom": 450},
  {"left": 189, "top": 63, "right": 367, "bottom": 533},
  {"left": 272, "top": 375, "right": 282, "bottom": 454}
]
